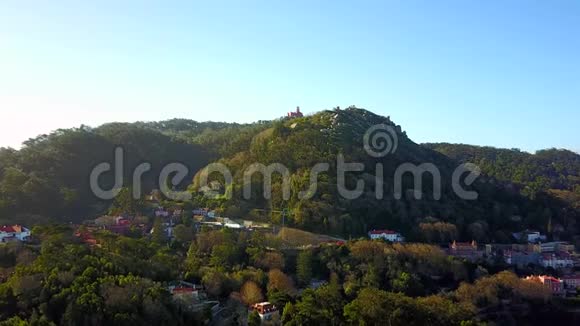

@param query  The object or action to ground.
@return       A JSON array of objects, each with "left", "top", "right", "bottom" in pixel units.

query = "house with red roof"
[
  {"left": 167, "top": 281, "right": 216, "bottom": 312},
  {"left": 0, "top": 225, "right": 30, "bottom": 242},
  {"left": 368, "top": 229, "right": 404, "bottom": 242},
  {"left": 250, "top": 302, "right": 279, "bottom": 321},
  {"left": 524, "top": 275, "right": 564, "bottom": 296},
  {"left": 448, "top": 241, "right": 484, "bottom": 261},
  {"left": 169, "top": 283, "right": 206, "bottom": 302}
]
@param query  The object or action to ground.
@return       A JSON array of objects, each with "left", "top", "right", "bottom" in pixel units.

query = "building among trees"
[
  {"left": 368, "top": 229, "right": 404, "bottom": 242},
  {"left": 250, "top": 302, "right": 279, "bottom": 321},
  {"left": 0, "top": 225, "right": 30, "bottom": 242}
]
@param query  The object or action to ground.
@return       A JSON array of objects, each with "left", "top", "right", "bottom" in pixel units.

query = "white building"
[
  {"left": 513, "top": 230, "right": 547, "bottom": 244},
  {"left": 0, "top": 225, "right": 31, "bottom": 242},
  {"left": 250, "top": 302, "right": 279, "bottom": 321},
  {"left": 541, "top": 253, "right": 574, "bottom": 269},
  {"left": 368, "top": 230, "right": 404, "bottom": 242},
  {"left": 562, "top": 275, "right": 580, "bottom": 289},
  {"left": 538, "top": 241, "right": 575, "bottom": 253},
  {"left": 526, "top": 231, "right": 545, "bottom": 243}
]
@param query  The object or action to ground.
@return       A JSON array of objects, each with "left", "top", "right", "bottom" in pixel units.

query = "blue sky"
[{"left": 1, "top": 1, "right": 579, "bottom": 152}]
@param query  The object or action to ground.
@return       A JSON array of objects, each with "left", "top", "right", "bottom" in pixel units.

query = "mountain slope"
[
  {"left": 0, "top": 124, "right": 210, "bottom": 223},
  {"left": 1, "top": 108, "right": 578, "bottom": 243},
  {"left": 424, "top": 143, "right": 580, "bottom": 206},
  {"left": 193, "top": 107, "right": 579, "bottom": 242}
]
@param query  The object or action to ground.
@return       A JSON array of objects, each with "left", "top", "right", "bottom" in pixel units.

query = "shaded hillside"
[
  {"left": 1, "top": 108, "right": 578, "bottom": 243},
  {"left": 134, "top": 119, "right": 273, "bottom": 158},
  {"left": 423, "top": 143, "right": 580, "bottom": 196},
  {"left": 0, "top": 124, "right": 210, "bottom": 224}
]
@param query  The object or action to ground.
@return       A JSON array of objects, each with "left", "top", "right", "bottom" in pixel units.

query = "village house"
[
  {"left": 169, "top": 281, "right": 205, "bottom": 301},
  {"left": 467, "top": 240, "right": 577, "bottom": 268},
  {"left": 561, "top": 275, "right": 580, "bottom": 290},
  {"left": 250, "top": 302, "right": 279, "bottom": 321},
  {"left": 485, "top": 243, "right": 536, "bottom": 255},
  {"left": 448, "top": 241, "right": 484, "bottom": 261},
  {"left": 368, "top": 230, "right": 404, "bottom": 242},
  {"left": 0, "top": 225, "right": 31, "bottom": 243},
  {"left": 512, "top": 230, "right": 547, "bottom": 244},
  {"left": 168, "top": 281, "right": 218, "bottom": 312},
  {"left": 103, "top": 216, "right": 133, "bottom": 235},
  {"left": 540, "top": 252, "right": 574, "bottom": 269},
  {"left": 524, "top": 275, "right": 564, "bottom": 296},
  {"left": 537, "top": 241, "right": 575, "bottom": 253}
]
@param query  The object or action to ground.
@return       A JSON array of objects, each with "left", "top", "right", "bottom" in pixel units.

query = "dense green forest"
[
  {"left": 423, "top": 143, "right": 580, "bottom": 199},
  {"left": 1, "top": 107, "right": 579, "bottom": 243},
  {"left": 0, "top": 121, "right": 268, "bottom": 225},
  {"left": 1, "top": 225, "right": 574, "bottom": 325}
]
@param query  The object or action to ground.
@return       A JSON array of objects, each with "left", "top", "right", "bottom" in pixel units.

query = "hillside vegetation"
[
  {"left": 190, "top": 107, "right": 580, "bottom": 243},
  {"left": 0, "top": 107, "right": 578, "bottom": 244},
  {"left": 424, "top": 143, "right": 580, "bottom": 198}
]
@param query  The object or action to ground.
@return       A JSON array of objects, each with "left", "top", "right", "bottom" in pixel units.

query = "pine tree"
[{"left": 296, "top": 251, "right": 313, "bottom": 286}]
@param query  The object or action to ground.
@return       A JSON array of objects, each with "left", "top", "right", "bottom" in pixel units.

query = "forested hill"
[
  {"left": 189, "top": 107, "right": 580, "bottom": 242},
  {"left": 423, "top": 143, "right": 580, "bottom": 206},
  {"left": 0, "top": 121, "right": 269, "bottom": 225},
  {"left": 0, "top": 107, "right": 579, "bottom": 243}
]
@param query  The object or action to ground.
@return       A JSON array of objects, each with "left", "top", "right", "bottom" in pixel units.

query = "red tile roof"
[
  {"left": 172, "top": 286, "right": 196, "bottom": 294},
  {"left": 117, "top": 219, "right": 130, "bottom": 226},
  {"left": 542, "top": 276, "right": 562, "bottom": 283},
  {"left": 0, "top": 225, "right": 16, "bottom": 233}
]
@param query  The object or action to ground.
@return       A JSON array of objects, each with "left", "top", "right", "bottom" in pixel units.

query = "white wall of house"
[
  {"left": 369, "top": 233, "right": 404, "bottom": 242},
  {"left": 0, "top": 228, "right": 30, "bottom": 242},
  {"left": 541, "top": 258, "right": 573, "bottom": 268}
]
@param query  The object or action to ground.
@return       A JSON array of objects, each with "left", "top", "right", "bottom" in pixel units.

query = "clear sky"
[{"left": 1, "top": 1, "right": 579, "bottom": 152}]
